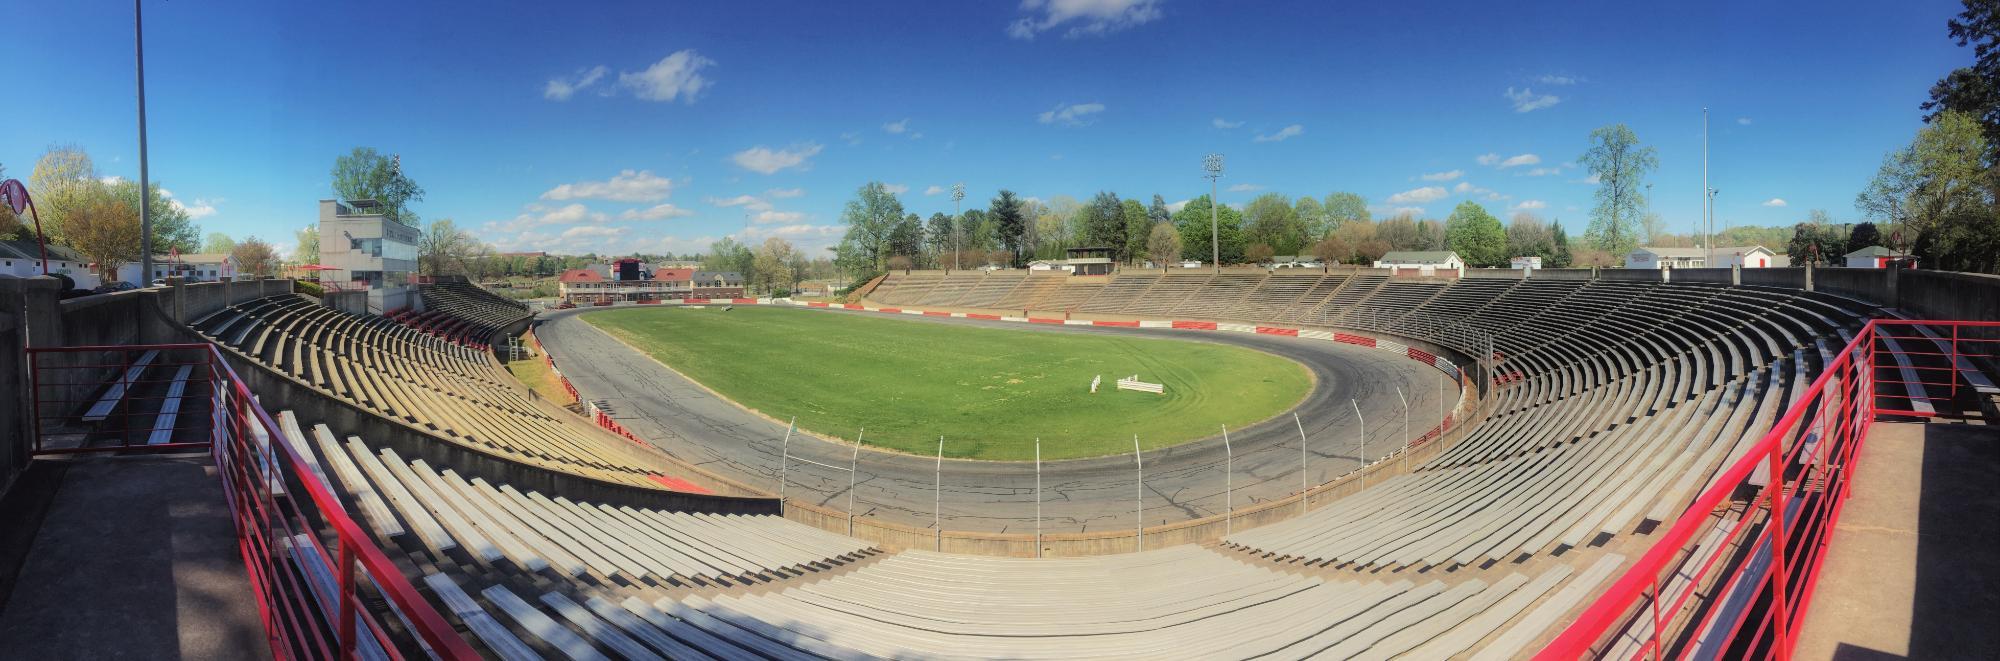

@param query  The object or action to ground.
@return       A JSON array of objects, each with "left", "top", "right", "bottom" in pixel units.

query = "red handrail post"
[
  {"left": 1950, "top": 324, "right": 1960, "bottom": 401},
  {"left": 1765, "top": 442, "right": 1792, "bottom": 660}
]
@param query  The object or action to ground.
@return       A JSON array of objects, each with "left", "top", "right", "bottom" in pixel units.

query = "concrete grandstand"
[{"left": 0, "top": 264, "right": 1995, "bottom": 659}]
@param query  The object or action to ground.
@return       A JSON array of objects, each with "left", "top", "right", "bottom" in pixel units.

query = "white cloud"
[
  {"left": 1038, "top": 102, "right": 1106, "bottom": 126},
  {"left": 1504, "top": 87, "right": 1561, "bottom": 113},
  {"left": 540, "top": 169, "right": 675, "bottom": 202},
  {"left": 1391, "top": 207, "right": 1427, "bottom": 217},
  {"left": 1512, "top": 200, "right": 1548, "bottom": 211},
  {"left": 486, "top": 203, "right": 612, "bottom": 234},
  {"left": 619, "top": 204, "right": 695, "bottom": 220},
  {"left": 1536, "top": 74, "right": 1579, "bottom": 86},
  {"left": 882, "top": 183, "right": 910, "bottom": 194},
  {"left": 731, "top": 142, "right": 823, "bottom": 174},
  {"left": 174, "top": 198, "right": 218, "bottom": 220},
  {"left": 1166, "top": 199, "right": 1190, "bottom": 213},
  {"left": 1475, "top": 153, "right": 1500, "bottom": 166},
  {"left": 1738, "top": 117, "right": 1753, "bottom": 126},
  {"left": 839, "top": 131, "right": 863, "bottom": 146},
  {"left": 764, "top": 187, "right": 805, "bottom": 199},
  {"left": 1421, "top": 169, "right": 1463, "bottom": 182},
  {"left": 1253, "top": 124, "right": 1305, "bottom": 143},
  {"left": 544, "top": 65, "right": 608, "bottom": 101},
  {"left": 1522, "top": 166, "right": 1564, "bottom": 177},
  {"left": 618, "top": 50, "right": 715, "bottom": 103},
  {"left": 882, "top": 118, "right": 912, "bottom": 134},
  {"left": 736, "top": 223, "right": 844, "bottom": 240},
  {"left": 1762, "top": 198, "right": 1788, "bottom": 207},
  {"left": 1212, "top": 117, "right": 1243, "bottom": 129},
  {"left": 708, "top": 194, "right": 773, "bottom": 212},
  {"left": 1226, "top": 183, "right": 1262, "bottom": 192},
  {"left": 1387, "top": 186, "right": 1449, "bottom": 205},
  {"left": 1498, "top": 153, "right": 1541, "bottom": 168},
  {"left": 751, "top": 210, "right": 808, "bottom": 224},
  {"left": 924, "top": 185, "right": 947, "bottom": 196},
  {"left": 1573, "top": 173, "right": 1602, "bottom": 185},
  {"left": 1007, "top": 0, "right": 1163, "bottom": 40}
]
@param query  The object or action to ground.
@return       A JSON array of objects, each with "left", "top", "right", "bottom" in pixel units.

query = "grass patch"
[
  {"left": 584, "top": 306, "right": 1313, "bottom": 460},
  {"left": 505, "top": 352, "right": 569, "bottom": 403}
]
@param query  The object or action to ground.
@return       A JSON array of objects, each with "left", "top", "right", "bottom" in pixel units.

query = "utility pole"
[
  {"left": 1701, "top": 107, "right": 1709, "bottom": 258},
  {"left": 1034, "top": 438, "right": 1042, "bottom": 557},
  {"left": 934, "top": 435, "right": 944, "bottom": 551},
  {"left": 1220, "top": 425, "right": 1233, "bottom": 536},
  {"left": 136, "top": 0, "right": 154, "bottom": 284},
  {"left": 1133, "top": 434, "right": 1144, "bottom": 552},
  {"left": 951, "top": 183, "right": 965, "bottom": 271},
  {"left": 1204, "top": 154, "right": 1224, "bottom": 271}
]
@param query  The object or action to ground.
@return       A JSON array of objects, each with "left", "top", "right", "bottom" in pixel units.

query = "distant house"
[
  {"left": 1064, "top": 247, "right": 1115, "bottom": 276},
  {"left": 115, "top": 253, "right": 240, "bottom": 285},
  {"left": 1374, "top": 250, "right": 1464, "bottom": 274},
  {"left": 1027, "top": 260, "right": 1072, "bottom": 272},
  {"left": 1627, "top": 245, "right": 1781, "bottom": 269},
  {"left": 0, "top": 240, "right": 98, "bottom": 289},
  {"left": 692, "top": 271, "right": 746, "bottom": 298},
  {"left": 1270, "top": 255, "right": 1322, "bottom": 269},
  {"left": 1843, "top": 245, "right": 1917, "bottom": 269},
  {"left": 1510, "top": 256, "right": 1543, "bottom": 270}
]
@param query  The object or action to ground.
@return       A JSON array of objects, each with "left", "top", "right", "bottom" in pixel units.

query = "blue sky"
[{"left": 0, "top": 0, "right": 1970, "bottom": 257}]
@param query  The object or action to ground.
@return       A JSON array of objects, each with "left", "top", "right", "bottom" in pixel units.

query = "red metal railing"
[
  {"left": 27, "top": 345, "right": 219, "bottom": 455},
  {"left": 30, "top": 343, "right": 479, "bottom": 659},
  {"left": 1538, "top": 319, "right": 1996, "bottom": 660}
]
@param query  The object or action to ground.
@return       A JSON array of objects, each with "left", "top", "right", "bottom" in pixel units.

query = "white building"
[
  {"left": 319, "top": 198, "right": 420, "bottom": 310},
  {"left": 1628, "top": 245, "right": 1783, "bottom": 269},
  {"left": 1843, "top": 245, "right": 1916, "bottom": 269},
  {"left": 115, "top": 253, "right": 239, "bottom": 285},
  {"left": 1027, "top": 260, "right": 1073, "bottom": 272},
  {"left": 1374, "top": 250, "right": 1464, "bottom": 274},
  {"left": 0, "top": 240, "right": 98, "bottom": 289},
  {"left": 1510, "top": 256, "right": 1542, "bottom": 270}
]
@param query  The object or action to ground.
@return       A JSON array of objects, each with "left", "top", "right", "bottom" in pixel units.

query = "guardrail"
[
  {"left": 1538, "top": 319, "right": 1994, "bottom": 659},
  {"left": 41, "top": 343, "right": 482, "bottom": 658}
]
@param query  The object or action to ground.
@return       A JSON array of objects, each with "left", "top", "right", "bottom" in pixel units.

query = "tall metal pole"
[
  {"left": 136, "top": 0, "right": 154, "bottom": 283},
  {"left": 1035, "top": 438, "right": 1042, "bottom": 557},
  {"left": 847, "top": 428, "right": 863, "bottom": 535},
  {"left": 1293, "top": 412, "right": 1309, "bottom": 515},
  {"left": 934, "top": 435, "right": 944, "bottom": 551},
  {"left": 1220, "top": 425, "right": 1233, "bottom": 536},
  {"left": 1702, "top": 107, "right": 1709, "bottom": 257},
  {"left": 1204, "top": 154, "right": 1224, "bottom": 270},
  {"left": 777, "top": 417, "right": 795, "bottom": 501},
  {"left": 1396, "top": 386, "right": 1410, "bottom": 448},
  {"left": 1133, "top": 434, "right": 1143, "bottom": 552},
  {"left": 952, "top": 183, "right": 965, "bottom": 271},
  {"left": 1352, "top": 399, "right": 1365, "bottom": 464}
]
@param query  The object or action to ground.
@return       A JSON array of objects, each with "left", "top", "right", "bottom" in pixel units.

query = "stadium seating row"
[
  {"left": 195, "top": 294, "right": 693, "bottom": 490},
  {"left": 386, "top": 282, "right": 533, "bottom": 348}
]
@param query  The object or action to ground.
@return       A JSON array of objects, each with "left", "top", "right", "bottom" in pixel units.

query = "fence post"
[
  {"left": 1766, "top": 443, "right": 1793, "bottom": 659},
  {"left": 1395, "top": 386, "right": 1409, "bottom": 451},
  {"left": 847, "top": 428, "right": 863, "bottom": 537},
  {"left": 1293, "top": 413, "right": 1308, "bottom": 515},
  {"left": 1035, "top": 438, "right": 1042, "bottom": 558},
  {"left": 1133, "top": 434, "right": 1143, "bottom": 552},
  {"left": 1352, "top": 399, "right": 1365, "bottom": 465},
  {"left": 1221, "top": 425, "right": 1232, "bottom": 536},
  {"left": 777, "top": 417, "right": 794, "bottom": 502},
  {"left": 337, "top": 538, "right": 357, "bottom": 659},
  {"left": 934, "top": 435, "right": 944, "bottom": 552}
]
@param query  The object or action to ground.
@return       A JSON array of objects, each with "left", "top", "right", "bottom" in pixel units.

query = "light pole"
[
  {"left": 1133, "top": 434, "right": 1144, "bottom": 552},
  {"left": 1294, "top": 412, "right": 1309, "bottom": 515},
  {"left": 951, "top": 183, "right": 966, "bottom": 271},
  {"left": 1034, "top": 438, "right": 1042, "bottom": 557},
  {"left": 1352, "top": 399, "right": 1365, "bottom": 464},
  {"left": 846, "top": 428, "right": 863, "bottom": 536},
  {"left": 1204, "top": 154, "right": 1224, "bottom": 270},
  {"left": 1702, "top": 107, "right": 1709, "bottom": 256},
  {"left": 1396, "top": 385, "right": 1410, "bottom": 448},
  {"left": 934, "top": 435, "right": 945, "bottom": 551},
  {"left": 777, "top": 417, "right": 795, "bottom": 501},
  {"left": 136, "top": 0, "right": 154, "bottom": 283}
]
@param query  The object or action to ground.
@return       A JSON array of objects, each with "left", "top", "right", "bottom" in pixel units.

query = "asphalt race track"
[{"left": 535, "top": 305, "right": 1454, "bottom": 534}]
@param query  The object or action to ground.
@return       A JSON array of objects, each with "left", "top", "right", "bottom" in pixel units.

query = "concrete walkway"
[
  {"left": 1795, "top": 421, "right": 2000, "bottom": 659},
  {"left": 0, "top": 453, "right": 268, "bottom": 659}
]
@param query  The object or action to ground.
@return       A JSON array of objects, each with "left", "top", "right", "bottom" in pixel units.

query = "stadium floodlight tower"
[
  {"left": 951, "top": 183, "right": 966, "bottom": 271},
  {"left": 1203, "top": 154, "right": 1224, "bottom": 271}
]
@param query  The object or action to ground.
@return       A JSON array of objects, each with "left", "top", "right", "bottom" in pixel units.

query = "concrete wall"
[
  {"left": 0, "top": 278, "right": 32, "bottom": 497},
  {"left": 1531, "top": 267, "right": 1599, "bottom": 281},
  {"left": 1741, "top": 267, "right": 1808, "bottom": 289},
  {"left": 1815, "top": 267, "right": 1892, "bottom": 305}
]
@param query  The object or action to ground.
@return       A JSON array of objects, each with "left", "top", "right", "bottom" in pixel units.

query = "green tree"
[
  {"left": 1377, "top": 214, "right": 1423, "bottom": 250},
  {"left": 1311, "top": 234, "right": 1352, "bottom": 265},
  {"left": 203, "top": 232, "right": 236, "bottom": 255},
  {"left": 293, "top": 225, "right": 320, "bottom": 264},
  {"left": 888, "top": 212, "right": 925, "bottom": 262},
  {"left": 28, "top": 144, "right": 99, "bottom": 246},
  {"left": 1847, "top": 221, "right": 1883, "bottom": 252},
  {"left": 1787, "top": 211, "right": 1846, "bottom": 267},
  {"left": 990, "top": 189, "right": 1026, "bottom": 264},
  {"left": 1243, "top": 192, "right": 1307, "bottom": 255},
  {"left": 1294, "top": 196, "right": 1328, "bottom": 238},
  {"left": 835, "top": 181, "right": 905, "bottom": 275},
  {"left": 1549, "top": 219, "right": 1575, "bottom": 268},
  {"left": 331, "top": 147, "right": 425, "bottom": 226},
  {"left": 1856, "top": 110, "right": 2000, "bottom": 271},
  {"left": 1121, "top": 198, "right": 1151, "bottom": 264},
  {"left": 1081, "top": 191, "right": 1126, "bottom": 258},
  {"left": 753, "top": 237, "right": 800, "bottom": 294},
  {"left": 1171, "top": 195, "right": 1245, "bottom": 264},
  {"left": 1924, "top": 0, "right": 2000, "bottom": 161},
  {"left": 1322, "top": 192, "right": 1370, "bottom": 230},
  {"left": 1504, "top": 213, "right": 1556, "bottom": 260},
  {"left": 1148, "top": 195, "right": 1172, "bottom": 226},
  {"left": 1444, "top": 201, "right": 1507, "bottom": 267},
  {"left": 924, "top": 212, "right": 953, "bottom": 265},
  {"left": 68, "top": 185, "right": 143, "bottom": 281},
  {"left": 1579, "top": 124, "right": 1659, "bottom": 257},
  {"left": 106, "top": 178, "right": 199, "bottom": 253},
  {"left": 417, "top": 219, "right": 478, "bottom": 275}
]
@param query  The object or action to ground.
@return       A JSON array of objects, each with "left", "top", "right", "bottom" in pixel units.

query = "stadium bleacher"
[{"left": 391, "top": 281, "right": 533, "bottom": 348}]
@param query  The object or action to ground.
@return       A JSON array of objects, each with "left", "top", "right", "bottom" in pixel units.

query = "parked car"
[{"left": 93, "top": 281, "right": 140, "bottom": 294}]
